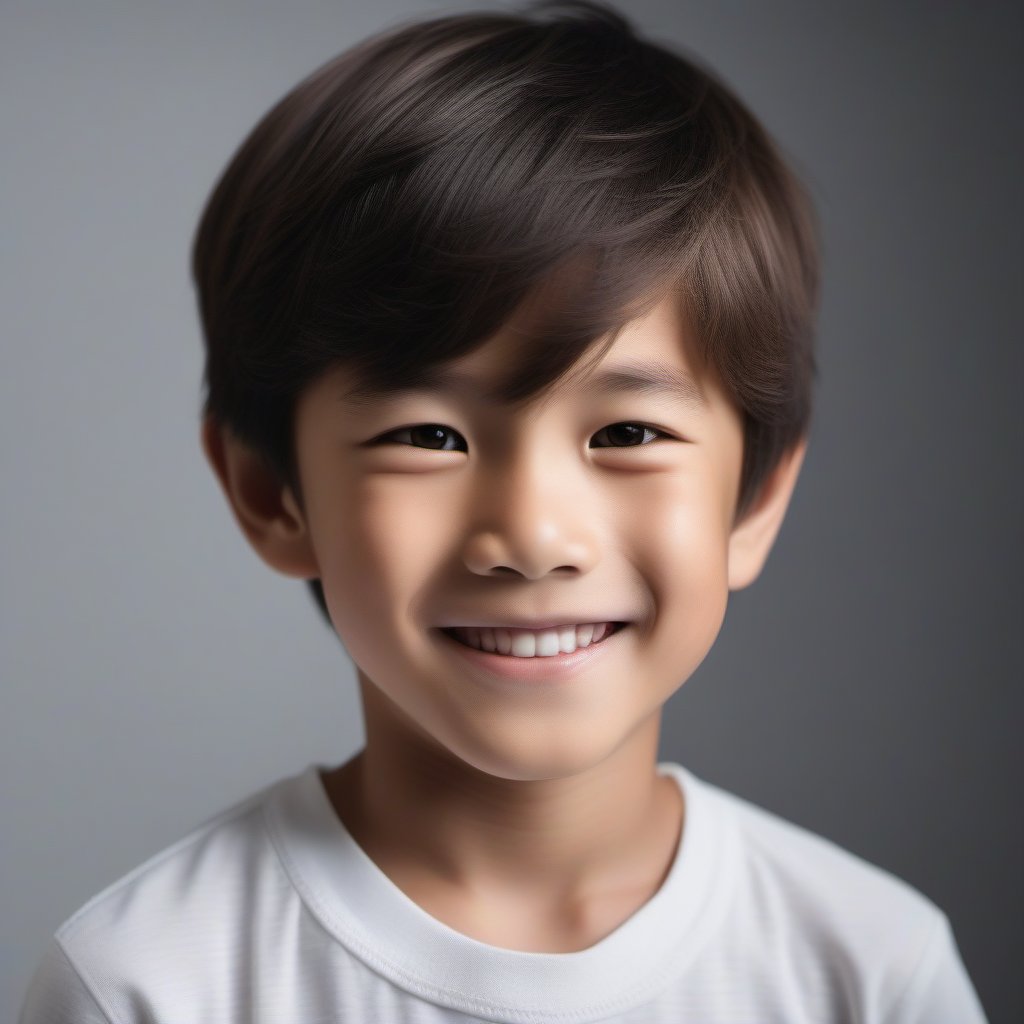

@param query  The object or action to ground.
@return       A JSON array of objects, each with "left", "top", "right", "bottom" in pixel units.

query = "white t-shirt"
[{"left": 19, "top": 761, "right": 987, "bottom": 1023}]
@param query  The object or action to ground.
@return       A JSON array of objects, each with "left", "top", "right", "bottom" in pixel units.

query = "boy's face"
[{"left": 274, "top": 290, "right": 783, "bottom": 782}]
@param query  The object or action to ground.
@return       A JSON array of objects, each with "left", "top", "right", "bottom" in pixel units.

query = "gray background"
[{"left": 2, "top": 1, "right": 1020, "bottom": 1020}]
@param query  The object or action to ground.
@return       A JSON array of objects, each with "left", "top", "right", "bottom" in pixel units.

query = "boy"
[{"left": 20, "top": 1, "right": 987, "bottom": 1021}]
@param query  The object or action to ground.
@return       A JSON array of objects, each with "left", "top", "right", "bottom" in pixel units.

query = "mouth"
[{"left": 438, "top": 621, "right": 628, "bottom": 659}]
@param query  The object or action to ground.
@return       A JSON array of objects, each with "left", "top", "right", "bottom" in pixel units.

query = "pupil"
[
  {"left": 413, "top": 425, "right": 448, "bottom": 449},
  {"left": 609, "top": 424, "right": 642, "bottom": 446}
]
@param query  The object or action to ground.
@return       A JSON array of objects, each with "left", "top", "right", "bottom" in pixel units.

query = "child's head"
[{"left": 194, "top": 0, "right": 818, "bottom": 771}]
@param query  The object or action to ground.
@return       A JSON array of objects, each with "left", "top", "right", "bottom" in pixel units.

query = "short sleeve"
[
  {"left": 18, "top": 935, "right": 113, "bottom": 1024},
  {"left": 886, "top": 912, "right": 989, "bottom": 1024}
]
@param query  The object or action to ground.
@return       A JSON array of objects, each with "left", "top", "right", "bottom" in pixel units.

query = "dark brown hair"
[{"left": 192, "top": 0, "right": 820, "bottom": 623}]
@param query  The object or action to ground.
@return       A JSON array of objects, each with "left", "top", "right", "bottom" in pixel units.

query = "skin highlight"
[{"left": 201, "top": 288, "right": 806, "bottom": 952}]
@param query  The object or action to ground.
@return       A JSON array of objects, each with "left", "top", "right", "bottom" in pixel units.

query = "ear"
[
  {"left": 727, "top": 437, "right": 808, "bottom": 591},
  {"left": 200, "top": 416, "right": 319, "bottom": 579}
]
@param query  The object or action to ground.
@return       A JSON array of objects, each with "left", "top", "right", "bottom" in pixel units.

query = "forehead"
[{"left": 335, "top": 291, "right": 722, "bottom": 414}]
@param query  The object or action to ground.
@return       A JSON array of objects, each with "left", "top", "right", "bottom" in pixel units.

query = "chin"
[{"left": 439, "top": 724, "right": 637, "bottom": 784}]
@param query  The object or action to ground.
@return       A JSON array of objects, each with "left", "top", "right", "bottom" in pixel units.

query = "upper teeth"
[{"left": 449, "top": 623, "right": 614, "bottom": 657}]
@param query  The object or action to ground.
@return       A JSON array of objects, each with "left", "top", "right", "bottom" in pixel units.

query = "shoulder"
[
  {"left": 692, "top": 773, "right": 974, "bottom": 1019},
  {"left": 707, "top": 777, "right": 941, "bottom": 934},
  {"left": 20, "top": 775, "right": 291, "bottom": 1023}
]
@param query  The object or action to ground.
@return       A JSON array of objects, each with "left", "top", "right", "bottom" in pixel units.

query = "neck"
[{"left": 324, "top": 671, "right": 681, "bottom": 911}]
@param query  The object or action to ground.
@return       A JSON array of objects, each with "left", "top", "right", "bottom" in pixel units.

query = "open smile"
[
  {"left": 436, "top": 622, "right": 629, "bottom": 684},
  {"left": 440, "top": 622, "right": 627, "bottom": 658}
]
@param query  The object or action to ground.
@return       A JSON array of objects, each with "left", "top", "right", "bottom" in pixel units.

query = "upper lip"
[{"left": 438, "top": 617, "right": 629, "bottom": 631}]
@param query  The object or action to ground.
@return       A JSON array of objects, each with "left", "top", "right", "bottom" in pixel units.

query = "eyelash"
[{"left": 374, "top": 422, "right": 673, "bottom": 452}]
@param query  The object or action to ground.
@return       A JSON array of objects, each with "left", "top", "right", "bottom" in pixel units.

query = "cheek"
[
  {"left": 314, "top": 478, "right": 450, "bottom": 650},
  {"left": 629, "top": 479, "right": 732, "bottom": 674}
]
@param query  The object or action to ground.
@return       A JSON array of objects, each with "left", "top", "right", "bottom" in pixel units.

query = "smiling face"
[
  {"left": 279, "top": 290, "right": 760, "bottom": 782},
  {"left": 204, "top": 287, "right": 805, "bottom": 786}
]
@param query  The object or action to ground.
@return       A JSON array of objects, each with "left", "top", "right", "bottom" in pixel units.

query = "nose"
[{"left": 460, "top": 448, "right": 601, "bottom": 580}]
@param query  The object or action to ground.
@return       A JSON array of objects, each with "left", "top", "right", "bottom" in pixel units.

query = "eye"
[
  {"left": 590, "top": 422, "right": 670, "bottom": 447},
  {"left": 376, "top": 419, "right": 671, "bottom": 452},
  {"left": 378, "top": 424, "right": 466, "bottom": 451}
]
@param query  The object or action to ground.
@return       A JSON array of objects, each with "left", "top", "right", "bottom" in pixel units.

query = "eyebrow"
[
  {"left": 341, "top": 359, "right": 708, "bottom": 410},
  {"left": 573, "top": 361, "right": 708, "bottom": 409}
]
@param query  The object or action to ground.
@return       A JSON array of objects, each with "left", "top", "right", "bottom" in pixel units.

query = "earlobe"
[
  {"left": 727, "top": 438, "right": 807, "bottom": 591},
  {"left": 200, "top": 416, "right": 320, "bottom": 580}
]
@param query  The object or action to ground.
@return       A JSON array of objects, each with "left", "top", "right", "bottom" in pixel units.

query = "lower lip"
[{"left": 435, "top": 625, "right": 626, "bottom": 683}]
